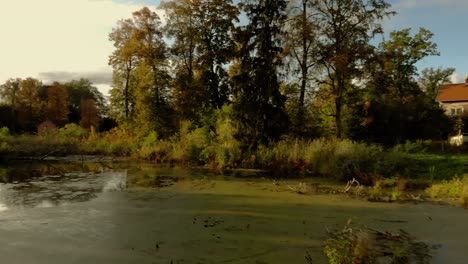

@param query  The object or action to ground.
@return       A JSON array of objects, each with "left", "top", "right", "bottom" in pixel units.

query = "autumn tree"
[
  {"left": 80, "top": 99, "right": 100, "bottom": 129},
  {"left": 231, "top": 0, "right": 289, "bottom": 148},
  {"left": 160, "top": 0, "right": 200, "bottom": 120},
  {"left": 17, "top": 78, "right": 43, "bottom": 131},
  {"left": 46, "top": 82, "right": 69, "bottom": 126},
  {"left": 109, "top": 17, "right": 139, "bottom": 122},
  {"left": 314, "top": 0, "right": 394, "bottom": 138},
  {"left": 132, "top": 7, "right": 176, "bottom": 136}
]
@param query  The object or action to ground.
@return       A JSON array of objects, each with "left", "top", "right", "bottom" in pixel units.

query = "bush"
[
  {"left": 426, "top": 176, "right": 468, "bottom": 201},
  {"left": 0, "top": 127, "right": 11, "bottom": 152},
  {"left": 59, "top": 123, "right": 88, "bottom": 142}
]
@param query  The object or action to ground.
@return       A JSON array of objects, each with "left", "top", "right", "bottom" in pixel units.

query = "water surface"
[{"left": 0, "top": 160, "right": 466, "bottom": 263}]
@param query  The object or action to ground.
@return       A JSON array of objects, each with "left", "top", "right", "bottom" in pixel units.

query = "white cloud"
[
  {"left": 0, "top": 0, "right": 163, "bottom": 95},
  {"left": 450, "top": 72, "right": 465, "bottom": 83}
]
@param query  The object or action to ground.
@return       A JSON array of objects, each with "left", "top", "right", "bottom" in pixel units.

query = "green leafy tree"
[
  {"left": 0, "top": 78, "right": 22, "bottom": 130},
  {"left": 231, "top": 0, "right": 289, "bottom": 148},
  {"left": 195, "top": 0, "right": 239, "bottom": 109},
  {"left": 160, "top": 0, "right": 239, "bottom": 121},
  {"left": 419, "top": 66, "right": 455, "bottom": 100},
  {"left": 377, "top": 28, "right": 439, "bottom": 99},
  {"left": 315, "top": 0, "right": 394, "bottom": 138},
  {"left": 64, "top": 78, "right": 105, "bottom": 124},
  {"left": 363, "top": 28, "right": 448, "bottom": 144}
]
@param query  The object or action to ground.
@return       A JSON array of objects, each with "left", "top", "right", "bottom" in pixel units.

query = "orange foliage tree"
[
  {"left": 17, "top": 78, "right": 43, "bottom": 131},
  {"left": 46, "top": 82, "right": 69, "bottom": 126},
  {"left": 80, "top": 99, "right": 99, "bottom": 129}
]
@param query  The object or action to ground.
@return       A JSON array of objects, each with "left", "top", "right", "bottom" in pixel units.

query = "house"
[
  {"left": 436, "top": 78, "right": 468, "bottom": 145},
  {"left": 436, "top": 78, "right": 468, "bottom": 117}
]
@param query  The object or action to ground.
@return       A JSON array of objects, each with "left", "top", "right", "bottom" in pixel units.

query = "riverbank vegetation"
[{"left": 322, "top": 221, "right": 431, "bottom": 264}]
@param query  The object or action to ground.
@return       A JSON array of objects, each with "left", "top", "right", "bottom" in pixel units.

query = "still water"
[{"left": 0, "top": 160, "right": 466, "bottom": 263}]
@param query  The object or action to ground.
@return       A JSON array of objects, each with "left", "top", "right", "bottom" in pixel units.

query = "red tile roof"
[{"left": 436, "top": 83, "right": 468, "bottom": 102}]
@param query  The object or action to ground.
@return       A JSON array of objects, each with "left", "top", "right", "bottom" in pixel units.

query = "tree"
[
  {"left": 195, "top": 0, "right": 239, "bottom": 109},
  {"left": 160, "top": 0, "right": 239, "bottom": 121},
  {"left": 0, "top": 78, "right": 22, "bottom": 131},
  {"left": 132, "top": 7, "right": 169, "bottom": 105},
  {"left": 0, "top": 104, "right": 15, "bottom": 130},
  {"left": 419, "top": 66, "right": 455, "bottom": 100},
  {"left": 377, "top": 28, "right": 439, "bottom": 99},
  {"left": 46, "top": 82, "right": 69, "bottom": 126},
  {"left": 65, "top": 78, "right": 105, "bottom": 124},
  {"left": 315, "top": 0, "right": 394, "bottom": 138},
  {"left": 160, "top": 0, "right": 201, "bottom": 120},
  {"left": 0, "top": 78, "right": 21, "bottom": 108},
  {"left": 17, "top": 78, "right": 44, "bottom": 131},
  {"left": 109, "top": 17, "right": 139, "bottom": 122},
  {"left": 80, "top": 99, "right": 99, "bottom": 129},
  {"left": 283, "top": 0, "right": 319, "bottom": 135},
  {"left": 109, "top": 7, "right": 176, "bottom": 136},
  {"left": 132, "top": 7, "right": 176, "bottom": 136},
  {"left": 231, "top": 0, "right": 289, "bottom": 148},
  {"left": 363, "top": 28, "right": 446, "bottom": 144}
]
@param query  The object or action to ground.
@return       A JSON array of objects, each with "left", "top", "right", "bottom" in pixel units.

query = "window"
[{"left": 450, "top": 107, "right": 464, "bottom": 116}]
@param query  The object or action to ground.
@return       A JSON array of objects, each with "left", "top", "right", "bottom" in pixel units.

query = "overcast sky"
[
  {"left": 0, "top": 0, "right": 162, "bottom": 96},
  {"left": 0, "top": 0, "right": 467, "bottom": 97}
]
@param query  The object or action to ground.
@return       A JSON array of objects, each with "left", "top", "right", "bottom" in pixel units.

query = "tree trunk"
[
  {"left": 124, "top": 61, "right": 131, "bottom": 119},
  {"left": 298, "top": 0, "right": 308, "bottom": 131},
  {"left": 335, "top": 74, "right": 344, "bottom": 138}
]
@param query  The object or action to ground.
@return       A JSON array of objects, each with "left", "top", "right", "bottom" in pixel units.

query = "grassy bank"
[{"left": 1, "top": 125, "right": 467, "bottom": 187}]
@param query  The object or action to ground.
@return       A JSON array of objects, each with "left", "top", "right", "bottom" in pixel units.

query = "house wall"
[{"left": 440, "top": 102, "right": 468, "bottom": 116}]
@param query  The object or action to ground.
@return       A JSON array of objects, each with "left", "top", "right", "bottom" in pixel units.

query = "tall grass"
[
  {"left": 1, "top": 124, "right": 463, "bottom": 184},
  {"left": 256, "top": 139, "right": 414, "bottom": 182}
]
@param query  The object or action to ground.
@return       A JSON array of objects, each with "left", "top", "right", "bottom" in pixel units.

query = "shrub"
[
  {"left": 0, "top": 127, "right": 10, "bottom": 140},
  {"left": 426, "top": 176, "right": 467, "bottom": 200},
  {"left": 0, "top": 127, "right": 11, "bottom": 153},
  {"left": 59, "top": 123, "right": 88, "bottom": 142}
]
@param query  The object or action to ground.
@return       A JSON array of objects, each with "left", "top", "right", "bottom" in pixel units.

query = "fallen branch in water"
[
  {"left": 341, "top": 178, "right": 363, "bottom": 195},
  {"left": 288, "top": 182, "right": 308, "bottom": 194}
]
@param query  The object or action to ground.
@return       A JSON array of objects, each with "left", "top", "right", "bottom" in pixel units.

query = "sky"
[{"left": 0, "top": 0, "right": 467, "bottom": 97}]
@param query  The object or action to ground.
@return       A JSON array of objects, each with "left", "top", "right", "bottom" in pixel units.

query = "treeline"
[
  {"left": 0, "top": 78, "right": 111, "bottom": 133},
  {"left": 0, "top": 0, "right": 457, "bottom": 148},
  {"left": 106, "top": 0, "right": 456, "bottom": 147}
]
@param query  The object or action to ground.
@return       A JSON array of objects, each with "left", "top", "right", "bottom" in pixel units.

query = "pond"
[{"left": 0, "top": 159, "right": 467, "bottom": 263}]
